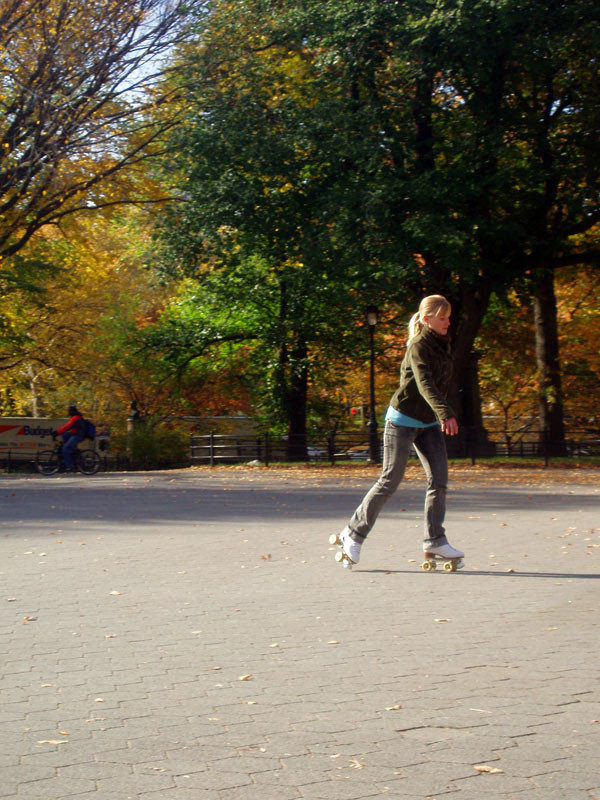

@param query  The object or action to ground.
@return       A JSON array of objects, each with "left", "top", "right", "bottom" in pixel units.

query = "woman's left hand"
[{"left": 441, "top": 417, "right": 459, "bottom": 436}]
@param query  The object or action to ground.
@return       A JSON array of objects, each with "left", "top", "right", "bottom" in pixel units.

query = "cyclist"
[{"left": 55, "top": 405, "right": 87, "bottom": 472}]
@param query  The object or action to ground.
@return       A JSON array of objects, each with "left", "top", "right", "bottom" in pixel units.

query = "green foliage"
[
  {"left": 110, "top": 420, "right": 189, "bottom": 467},
  {"left": 146, "top": 0, "right": 599, "bottom": 437},
  {"left": 5, "top": 0, "right": 595, "bottom": 439},
  {"left": 152, "top": 0, "right": 422, "bottom": 437},
  {"left": 477, "top": 292, "right": 538, "bottom": 436}
]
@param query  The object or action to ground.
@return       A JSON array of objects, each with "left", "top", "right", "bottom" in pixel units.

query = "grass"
[
  {"left": 448, "top": 456, "right": 600, "bottom": 469},
  {"left": 225, "top": 456, "right": 600, "bottom": 470}
]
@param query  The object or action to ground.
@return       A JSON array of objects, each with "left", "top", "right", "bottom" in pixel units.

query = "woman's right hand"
[{"left": 441, "top": 417, "right": 459, "bottom": 436}]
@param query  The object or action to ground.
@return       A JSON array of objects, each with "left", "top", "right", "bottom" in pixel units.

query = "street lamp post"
[{"left": 366, "top": 305, "right": 380, "bottom": 464}]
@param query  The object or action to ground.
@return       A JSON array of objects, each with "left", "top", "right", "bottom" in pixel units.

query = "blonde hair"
[{"left": 408, "top": 295, "right": 451, "bottom": 341}]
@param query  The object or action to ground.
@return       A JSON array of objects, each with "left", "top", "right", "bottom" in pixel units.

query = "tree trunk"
[
  {"left": 277, "top": 277, "right": 308, "bottom": 460},
  {"left": 26, "top": 363, "right": 43, "bottom": 417},
  {"left": 533, "top": 267, "right": 566, "bottom": 455},
  {"left": 285, "top": 341, "right": 308, "bottom": 461},
  {"left": 446, "top": 46, "right": 506, "bottom": 455},
  {"left": 448, "top": 281, "right": 495, "bottom": 457}
]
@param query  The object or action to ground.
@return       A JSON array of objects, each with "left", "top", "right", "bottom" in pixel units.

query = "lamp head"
[{"left": 366, "top": 305, "right": 378, "bottom": 326}]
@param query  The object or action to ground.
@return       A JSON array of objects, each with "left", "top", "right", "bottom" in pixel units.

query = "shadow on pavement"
[
  {"left": 361, "top": 569, "right": 600, "bottom": 580},
  {"left": 1, "top": 475, "right": 598, "bottom": 528}
]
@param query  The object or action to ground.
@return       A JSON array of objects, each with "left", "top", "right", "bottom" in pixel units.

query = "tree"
[
  {"left": 153, "top": 1, "right": 406, "bottom": 456},
  {"left": 477, "top": 293, "right": 539, "bottom": 445},
  {"left": 0, "top": 0, "right": 192, "bottom": 293},
  {"left": 429, "top": 0, "right": 600, "bottom": 448},
  {"left": 554, "top": 267, "right": 600, "bottom": 430},
  {"left": 477, "top": 268, "right": 600, "bottom": 444},
  {"left": 151, "top": 0, "right": 599, "bottom": 450},
  {"left": 0, "top": 207, "right": 173, "bottom": 420},
  {"left": 509, "top": 1, "right": 600, "bottom": 448}
]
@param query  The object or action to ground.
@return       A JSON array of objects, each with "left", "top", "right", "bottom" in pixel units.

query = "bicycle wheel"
[
  {"left": 76, "top": 449, "right": 101, "bottom": 475},
  {"left": 36, "top": 449, "right": 60, "bottom": 475}
]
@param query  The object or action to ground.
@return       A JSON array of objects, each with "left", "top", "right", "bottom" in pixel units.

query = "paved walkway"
[{"left": 1, "top": 466, "right": 599, "bottom": 800}]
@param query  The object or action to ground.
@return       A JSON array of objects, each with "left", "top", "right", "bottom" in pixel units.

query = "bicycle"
[{"left": 36, "top": 438, "right": 101, "bottom": 475}]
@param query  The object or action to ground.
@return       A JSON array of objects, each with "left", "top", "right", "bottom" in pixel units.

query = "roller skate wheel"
[
  {"left": 334, "top": 550, "right": 344, "bottom": 562},
  {"left": 329, "top": 533, "right": 340, "bottom": 545},
  {"left": 421, "top": 560, "right": 436, "bottom": 571},
  {"left": 443, "top": 560, "right": 456, "bottom": 572}
]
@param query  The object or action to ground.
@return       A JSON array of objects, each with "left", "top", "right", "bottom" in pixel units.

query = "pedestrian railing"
[
  {"left": 189, "top": 431, "right": 374, "bottom": 466},
  {"left": 3, "top": 428, "right": 597, "bottom": 472},
  {"left": 189, "top": 428, "right": 600, "bottom": 466}
]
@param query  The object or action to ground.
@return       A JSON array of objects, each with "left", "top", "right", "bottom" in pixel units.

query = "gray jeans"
[{"left": 347, "top": 420, "right": 449, "bottom": 549}]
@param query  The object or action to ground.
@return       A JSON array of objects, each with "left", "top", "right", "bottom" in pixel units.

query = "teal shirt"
[{"left": 385, "top": 406, "right": 439, "bottom": 428}]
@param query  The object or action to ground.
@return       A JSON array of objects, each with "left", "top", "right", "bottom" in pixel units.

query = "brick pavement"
[{"left": 1, "top": 466, "right": 599, "bottom": 799}]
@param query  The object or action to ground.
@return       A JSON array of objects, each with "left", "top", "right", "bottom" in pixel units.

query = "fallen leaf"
[
  {"left": 23, "top": 616, "right": 38, "bottom": 624},
  {"left": 37, "top": 739, "right": 68, "bottom": 745},
  {"left": 474, "top": 764, "right": 504, "bottom": 774},
  {"left": 386, "top": 704, "right": 403, "bottom": 711},
  {"left": 238, "top": 674, "right": 252, "bottom": 681},
  {"left": 261, "top": 554, "right": 272, "bottom": 560},
  {"left": 434, "top": 618, "right": 451, "bottom": 623}
]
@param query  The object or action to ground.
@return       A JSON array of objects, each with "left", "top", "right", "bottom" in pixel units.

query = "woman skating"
[{"left": 333, "top": 295, "right": 464, "bottom": 569}]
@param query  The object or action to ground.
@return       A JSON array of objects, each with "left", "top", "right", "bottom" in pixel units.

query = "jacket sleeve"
[
  {"left": 56, "top": 416, "right": 80, "bottom": 435},
  {"left": 409, "top": 342, "right": 455, "bottom": 421}
]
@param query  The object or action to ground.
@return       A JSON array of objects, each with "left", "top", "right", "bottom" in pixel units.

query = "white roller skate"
[
  {"left": 329, "top": 526, "right": 361, "bottom": 570},
  {"left": 421, "top": 542, "right": 465, "bottom": 572}
]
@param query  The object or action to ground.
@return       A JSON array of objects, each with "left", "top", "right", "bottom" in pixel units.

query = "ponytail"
[{"left": 407, "top": 312, "right": 423, "bottom": 342}]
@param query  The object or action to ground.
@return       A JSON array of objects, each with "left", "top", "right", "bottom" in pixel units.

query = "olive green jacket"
[{"left": 389, "top": 327, "right": 455, "bottom": 424}]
